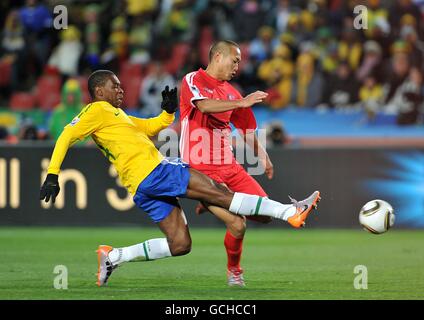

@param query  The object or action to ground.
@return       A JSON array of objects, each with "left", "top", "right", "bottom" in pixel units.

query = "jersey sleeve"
[
  {"left": 129, "top": 111, "right": 175, "bottom": 136},
  {"left": 64, "top": 103, "right": 104, "bottom": 141},
  {"left": 230, "top": 107, "right": 257, "bottom": 134},
  {"left": 47, "top": 103, "right": 103, "bottom": 174},
  {"left": 181, "top": 72, "right": 210, "bottom": 109}
]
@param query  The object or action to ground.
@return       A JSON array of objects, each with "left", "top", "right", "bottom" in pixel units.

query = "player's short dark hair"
[
  {"left": 208, "top": 40, "right": 240, "bottom": 62},
  {"left": 87, "top": 70, "right": 115, "bottom": 99}
]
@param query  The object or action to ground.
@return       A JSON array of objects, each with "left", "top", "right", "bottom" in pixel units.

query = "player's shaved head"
[
  {"left": 208, "top": 40, "right": 240, "bottom": 62},
  {"left": 88, "top": 70, "right": 115, "bottom": 99}
]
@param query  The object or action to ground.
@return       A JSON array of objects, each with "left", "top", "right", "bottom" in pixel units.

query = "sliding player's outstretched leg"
[
  {"left": 186, "top": 168, "right": 321, "bottom": 228},
  {"left": 96, "top": 206, "right": 190, "bottom": 287}
]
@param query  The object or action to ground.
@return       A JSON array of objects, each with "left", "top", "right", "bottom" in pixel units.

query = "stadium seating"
[
  {"left": 164, "top": 43, "right": 190, "bottom": 75},
  {"left": 119, "top": 61, "right": 143, "bottom": 79},
  {"left": 0, "top": 60, "right": 12, "bottom": 87},
  {"left": 120, "top": 74, "right": 143, "bottom": 109},
  {"left": 9, "top": 92, "right": 35, "bottom": 110},
  {"left": 199, "top": 26, "right": 214, "bottom": 67},
  {"left": 76, "top": 75, "right": 90, "bottom": 104},
  {"left": 34, "top": 74, "right": 62, "bottom": 110},
  {"left": 238, "top": 42, "right": 250, "bottom": 72}
]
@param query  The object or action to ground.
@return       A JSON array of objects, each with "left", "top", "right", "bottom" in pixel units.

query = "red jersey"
[{"left": 179, "top": 68, "right": 257, "bottom": 171}]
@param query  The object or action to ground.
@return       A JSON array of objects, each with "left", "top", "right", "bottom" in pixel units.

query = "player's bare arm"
[{"left": 195, "top": 91, "right": 268, "bottom": 113}]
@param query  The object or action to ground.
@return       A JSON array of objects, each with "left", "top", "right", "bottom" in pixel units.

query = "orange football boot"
[
  {"left": 96, "top": 245, "right": 116, "bottom": 287},
  {"left": 287, "top": 191, "right": 321, "bottom": 228}
]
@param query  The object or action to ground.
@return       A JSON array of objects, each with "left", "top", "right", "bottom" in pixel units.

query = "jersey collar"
[{"left": 198, "top": 68, "right": 225, "bottom": 87}]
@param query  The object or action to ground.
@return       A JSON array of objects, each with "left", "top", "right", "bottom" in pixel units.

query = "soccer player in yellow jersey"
[{"left": 39, "top": 70, "right": 320, "bottom": 287}]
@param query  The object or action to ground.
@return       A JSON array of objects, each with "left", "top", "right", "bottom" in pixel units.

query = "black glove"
[
  {"left": 161, "top": 85, "right": 178, "bottom": 114},
  {"left": 39, "top": 174, "right": 60, "bottom": 204}
]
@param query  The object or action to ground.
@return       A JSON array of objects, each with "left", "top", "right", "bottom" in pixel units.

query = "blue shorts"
[{"left": 133, "top": 158, "right": 191, "bottom": 223}]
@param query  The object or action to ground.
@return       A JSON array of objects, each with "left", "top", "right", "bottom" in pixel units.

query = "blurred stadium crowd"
[{"left": 0, "top": 0, "right": 423, "bottom": 143}]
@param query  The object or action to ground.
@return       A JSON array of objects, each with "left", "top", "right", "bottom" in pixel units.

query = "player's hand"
[
  {"left": 239, "top": 91, "right": 268, "bottom": 108},
  {"left": 161, "top": 86, "right": 178, "bottom": 114},
  {"left": 39, "top": 174, "right": 60, "bottom": 203},
  {"left": 262, "top": 156, "right": 274, "bottom": 180}
]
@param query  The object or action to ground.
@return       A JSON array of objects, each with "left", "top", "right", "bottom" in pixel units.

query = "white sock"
[
  {"left": 108, "top": 238, "right": 172, "bottom": 265},
  {"left": 229, "top": 192, "right": 296, "bottom": 221}
]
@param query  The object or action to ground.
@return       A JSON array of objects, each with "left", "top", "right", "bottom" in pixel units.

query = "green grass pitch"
[{"left": 0, "top": 227, "right": 423, "bottom": 300}]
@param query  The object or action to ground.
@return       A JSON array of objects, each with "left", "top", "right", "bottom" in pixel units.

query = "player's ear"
[
  {"left": 214, "top": 51, "right": 222, "bottom": 63},
  {"left": 95, "top": 86, "right": 103, "bottom": 98}
]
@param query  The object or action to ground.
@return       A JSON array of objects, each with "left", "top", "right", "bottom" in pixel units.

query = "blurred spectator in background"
[
  {"left": 321, "top": 61, "right": 360, "bottom": 109},
  {"left": 48, "top": 78, "right": 84, "bottom": 140},
  {"left": 17, "top": 117, "right": 47, "bottom": 141},
  {"left": 233, "top": 0, "right": 267, "bottom": 42},
  {"left": 258, "top": 44, "right": 294, "bottom": 109},
  {"left": 139, "top": 61, "right": 175, "bottom": 117},
  {"left": 0, "top": 126, "right": 9, "bottom": 140},
  {"left": 359, "top": 74, "right": 384, "bottom": 120},
  {"left": 314, "top": 27, "right": 338, "bottom": 75},
  {"left": 109, "top": 15, "right": 129, "bottom": 62},
  {"left": 383, "top": 43, "right": 412, "bottom": 114},
  {"left": 177, "top": 48, "right": 202, "bottom": 80},
  {"left": 396, "top": 66, "right": 423, "bottom": 125},
  {"left": 356, "top": 40, "right": 384, "bottom": 83},
  {"left": 364, "top": 0, "right": 389, "bottom": 38},
  {"left": 338, "top": 28, "right": 362, "bottom": 71},
  {"left": 47, "top": 26, "right": 83, "bottom": 83},
  {"left": 389, "top": 0, "right": 422, "bottom": 38},
  {"left": 161, "top": 0, "right": 195, "bottom": 44},
  {"left": 209, "top": 0, "right": 237, "bottom": 41},
  {"left": 365, "top": 9, "right": 392, "bottom": 60},
  {"left": 265, "top": 121, "right": 290, "bottom": 147},
  {"left": 270, "top": 0, "right": 300, "bottom": 34},
  {"left": 126, "top": 0, "right": 158, "bottom": 17},
  {"left": 101, "top": 15, "right": 129, "bottom": 73},
  {"left": 128, "top": 15, "right": 153, "bottom": 65},
  {"left": 291, "top": 52, "right": 323, "bottom": 108},
  {"left": 249, "top": 26, "right": 278, "bottom": 65},
  {"left": 19, "top": 0, "right": 52, "bottom": 79},
  {"left": 297, "top": 9, "right": 317, "bottom": 42},
  {"left": 279, "top": 31, "right": 299, "bottom": 62},
  {"left": 0, "top": 10, "right": 26, "bottom": 100},
  {"left": 400, "top": 25, "right": 424, "bottom": 68},
  {"left": 383, "top": 65, "right": 424, "bottom": 123},
  {"left": 82, "top": 4, "right": 101, "bottom": 71}
]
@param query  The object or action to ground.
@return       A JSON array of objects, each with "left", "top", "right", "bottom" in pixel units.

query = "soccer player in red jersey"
[{"left": 179, "top": 40, "right": 320, "bottom": 286}]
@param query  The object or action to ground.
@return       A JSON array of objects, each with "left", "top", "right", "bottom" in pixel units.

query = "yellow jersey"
[{"left": 47, "top": 101, "right": 175, "bottom": 195}]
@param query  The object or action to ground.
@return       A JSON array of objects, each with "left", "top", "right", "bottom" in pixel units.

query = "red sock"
[{"left": 224, "top": 230, "right": 244, "bottom": 271}]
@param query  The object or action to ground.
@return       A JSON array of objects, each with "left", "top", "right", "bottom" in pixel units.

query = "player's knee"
[
  {"left": 170, "top": 237, "right": 192, "bottom": 256},
  {"left": 228, "top": 216, "right": 246, "bottom": 238}
]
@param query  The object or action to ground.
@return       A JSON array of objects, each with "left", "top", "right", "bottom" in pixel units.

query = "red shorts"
[{"left": 200, "top": 163, "right": 268, "bottom": 197}]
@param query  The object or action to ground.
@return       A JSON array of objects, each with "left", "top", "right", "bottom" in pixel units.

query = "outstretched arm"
[
  {"left": 40, "top": 103, "right": 103, "bottom": 203},
  {"left": 195, "top": 91, "right": 268, "bottom": 113},
  {"left": 129, "top": 111, "right": 175, "bottom": 136},
  {"left": 39, "top": 129, "right": 74, "bottom": 203},
  {"left": 130, "top": 86, "right": 178, "bottom": 136}
]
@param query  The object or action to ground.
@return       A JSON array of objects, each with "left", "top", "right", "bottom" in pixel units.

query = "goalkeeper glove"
[
  {"left": 161, "top": 86, "right": 178, "bottom": 114},
  {"left": 39, "top": 174, "right": 60, "bottom": 204}
]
